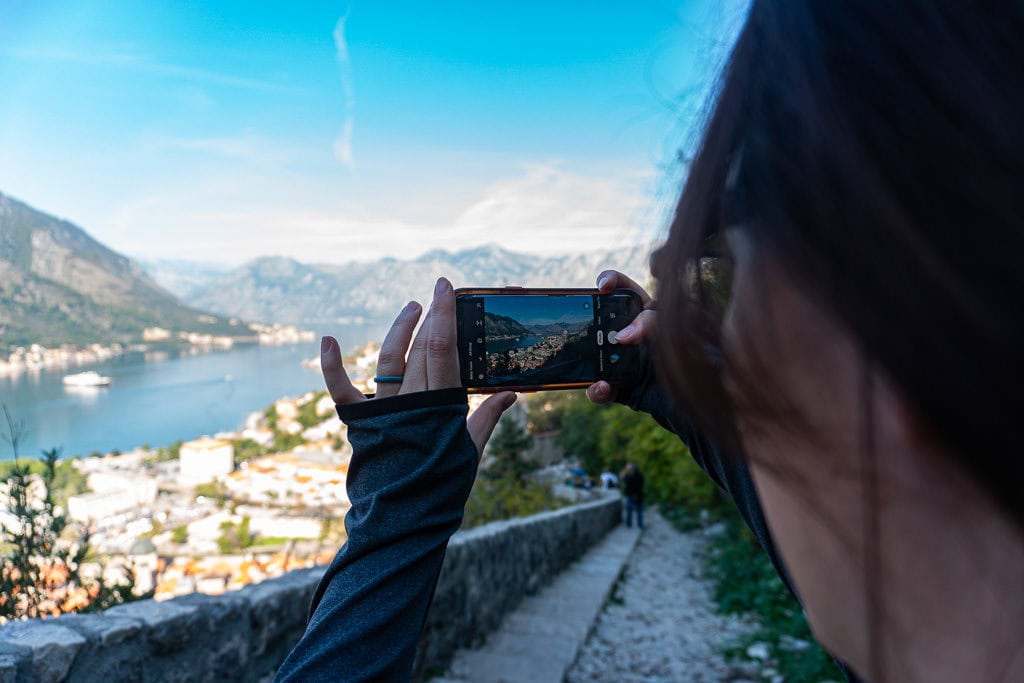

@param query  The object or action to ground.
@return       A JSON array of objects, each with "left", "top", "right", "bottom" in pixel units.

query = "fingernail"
[
  {"left": 503, "top": 393, "right": 517, "bottom": 409},
  {"left": 320, "top": 336, "right": 333, "bottom": 354},
  {"left": 617, "top": 324, "right": 636, "bottom": 340},
  {"left": 435, "top": 277, "right": 451, "bottom": 295},
  {"left": 597, "top": 276, "right": 609, "bottom": 290},
  {"left": 403, "top": 301, "right": 419, "bottom": 314}
]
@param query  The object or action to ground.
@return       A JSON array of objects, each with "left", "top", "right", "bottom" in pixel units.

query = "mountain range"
[
  {"left": 158, "top": 244, "right": 653, "bottom": 331},
  {"left": 0, "top": 189, "right": 654, "bottom": 350},
  {"left": 0, "top": 192, "right": 238, "bottom": 350},
  {"left": 482, "top": 312, "right": 534, "bottom": 339}
]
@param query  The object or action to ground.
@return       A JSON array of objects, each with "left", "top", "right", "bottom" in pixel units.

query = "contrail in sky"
[{"left": 333, "top": 10, "right": 355, "bottom": 167}]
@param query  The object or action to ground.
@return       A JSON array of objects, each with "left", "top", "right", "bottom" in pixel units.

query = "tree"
[
  {"left": 0, "top": 406, "right": 140, "bottom": 619},
  {"left": 463, "top": 416, "right": 566, "bottom": 528},
  {"left": 232, "top": 438, "right": 266, "bottom": 467},
  {"left": 217, "top": 516, "right": 254, "bottom": 554},
  {"left": 171, "top": 525, "right": 188, "bottom": 544},
  {"left": 295, "top": 393, "right": 326, "bottom": 429},
  {"left": 272, "top": 431, "right": 304, "bottom": 453},
  {"left": 525, "top": 390, "right": 586, "bottom": 434},
  {"left": 194, "top": 480, "right": 229, "bottom": 505},
  {"left": 545, "top": 396, "right": 729, "bottom": 521},
  {"left": 484, "top": 417, "right": 536, "bottom": 483}
]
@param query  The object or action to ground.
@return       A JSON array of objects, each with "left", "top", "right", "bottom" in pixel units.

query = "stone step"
[{"left": 434, "top": 523, "right": 642, "bottom": 683}]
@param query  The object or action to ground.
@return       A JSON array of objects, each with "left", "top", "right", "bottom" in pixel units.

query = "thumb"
[{"left": 467, "top": 392, "right": 517, "bottom": 457}]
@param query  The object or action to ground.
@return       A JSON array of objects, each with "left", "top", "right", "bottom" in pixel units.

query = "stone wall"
[
  {"left": 414, "top": 495, "right": 621, "bottom": 680},
  {"left": 0, "top": 495, "right": 621, "bottom": 682}
]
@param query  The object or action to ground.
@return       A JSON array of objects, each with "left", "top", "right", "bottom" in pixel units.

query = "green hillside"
[{"left": 0, "top": 192, "right": 240, "bottom": 351}]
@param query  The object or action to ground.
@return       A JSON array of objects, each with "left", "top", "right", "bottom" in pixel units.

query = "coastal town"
[
  {"left": 64, "top": 389, "right": 350, "bottom": 601},
  {"left": 0, "top": 341, "right": 385, "bottom": 611},
  {"left": 0, "top": 323, "right": 315, "bottom": 377},
  {"left": 488, "top": 328, "right": 586, "bottom": 376}
]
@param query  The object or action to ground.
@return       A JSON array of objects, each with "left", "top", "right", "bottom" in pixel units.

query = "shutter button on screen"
[{"left": 607, "top": 330, "right": 618, "bottom": 344}]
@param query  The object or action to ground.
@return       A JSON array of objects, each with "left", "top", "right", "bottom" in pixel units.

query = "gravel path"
[{"left": 565, "top": 509, "right": 755, "bottom": 683}]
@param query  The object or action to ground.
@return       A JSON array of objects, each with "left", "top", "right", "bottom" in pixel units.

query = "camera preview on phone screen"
[{"left": 456, "top": 291, "right": 641, "bottom": 390}]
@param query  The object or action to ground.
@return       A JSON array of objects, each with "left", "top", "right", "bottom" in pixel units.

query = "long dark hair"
[{"left": 655, "top": 1, "right": 1024, "bottom": 527}]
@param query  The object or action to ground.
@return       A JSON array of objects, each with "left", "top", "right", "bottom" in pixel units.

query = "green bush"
[
  {"left": 232, "top": 438, "right": 267, "bottom": 467},
  {"left": 194, "top": 480, "right": 229, "bottom": 505},
  {"left": 0, "top": 457, "right": 89, "bottom": 508},
  {"left": 704, "top": 511, "right": 842, "bottom": 681},
  {"left": 463, "top": 477, "right": 567, "bottom": 529},
  {"left": 1, "top": 409, "right": 143, "bottom": 618},
  {"left": 216, "top": 516, "right": 253, "bottom": 554},
  {"left": 540, "top": 392, "right": 838, "bottom": 680},
  {"left": 463, "top": 416, "right": 565, "bottom": 528},
  {"left": 543, "top": 394, "right": 726, "bottom": 521},
  {"left": 295, "top": 392, "right": 328, "bottom": 429}
]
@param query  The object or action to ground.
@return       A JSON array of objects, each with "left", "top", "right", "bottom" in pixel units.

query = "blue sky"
[
  {"left": 0, "top": 1, "right": 748, "bottom": 265},
  {"left": 485, "top": 294, "right": 592, "bottom": 327}
]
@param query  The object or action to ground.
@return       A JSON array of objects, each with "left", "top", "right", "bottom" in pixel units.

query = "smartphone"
[{"left": 455, "top": 287, "right": 644, "bottom": 393}]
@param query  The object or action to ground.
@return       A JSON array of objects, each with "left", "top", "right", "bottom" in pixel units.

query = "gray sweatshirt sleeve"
[{"left": 275, "top": 387, "right": 476, "bottom": 683}]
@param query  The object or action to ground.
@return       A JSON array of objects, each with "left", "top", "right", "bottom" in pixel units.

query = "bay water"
[{"left": 0, "top": 344, "right": 327, "bottom": 460}]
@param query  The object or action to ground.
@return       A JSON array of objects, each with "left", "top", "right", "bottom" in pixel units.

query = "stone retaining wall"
[{"left": 0, "top": 495, "right": 621, "bottom": 682}]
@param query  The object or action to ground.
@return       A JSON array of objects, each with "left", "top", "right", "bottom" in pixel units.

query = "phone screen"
[{"left": 455, "top": 289, "right": 642, "bottom": 391}]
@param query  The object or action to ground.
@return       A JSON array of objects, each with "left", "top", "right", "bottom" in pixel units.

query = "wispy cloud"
[
  {"left": 107, "top": 162, "right": 656, "bottom": 264},
  {"left": 451, "top": 163, "right": 654, "bottom": 253},
  {"left": 332, "top": 12, "right": 355, "bottom": 167},
  {"left": 9, "top": 46, "right": 297, "bottom": 92},
  {"left": 149, "top": 134, "right": 296, "bottom": 165}
]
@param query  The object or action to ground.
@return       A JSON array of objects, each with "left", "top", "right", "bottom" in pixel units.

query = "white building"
[
  {"left": 87, "top": 471, "right": 157, "bottom": 500},
  {"left": 68, "top": 489, "right": 140, "bottom": 522},
  {"left": 301, "top": 416, "right": 344, "bottom": 443},
  {"left": 240, "top": 427, "right": 274, "bottom": 446},
  {"left": 222, "top": 451, "right": 349, "bottom": 508},
  {"left": 248, "top": 514, "right": 321, "bottom": 539},
  {"left": 67, "top": 472, "right": 157, "bottom": 523},
  {"left": 143, "top": 327, "right": 171, "bottom": 342},
  {"left": 315, "top": 393, "right": 335, "bottom": 416},
  {"left": 179, "top": 437, "right": 234, "bottom": 487},
  {"left": 274, "top": 399, "right": 299, "bottom": 421},
  {"left": 355, "top": 343, "right": 379, "bottom": 369},
  {"left": 185, "top": 510, "right": 236, "bottom": 555}
]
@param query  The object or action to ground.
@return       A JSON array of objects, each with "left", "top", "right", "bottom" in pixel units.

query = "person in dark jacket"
[
  {"left": 276, "top": 275, "right": 852, "bottom": 682},
  {"left": 278, "top": 4, "right": 1024, "bottom": 682},
  {"left": 619, "top": 462, "right": 644, "bottom": 529}
]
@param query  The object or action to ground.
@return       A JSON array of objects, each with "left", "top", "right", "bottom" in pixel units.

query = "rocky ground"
[{"left": 565, "top": 509, "right": 757, "bottom": 683}]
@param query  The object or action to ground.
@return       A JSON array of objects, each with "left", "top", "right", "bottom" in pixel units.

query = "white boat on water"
[{"left": 62, "top": 371, "right": 112, "bottom": 387}]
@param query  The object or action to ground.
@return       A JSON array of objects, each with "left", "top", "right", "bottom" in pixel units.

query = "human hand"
[
  {"left": 587, "top": 269, "right": 656, "bottom": 405},
  {"left": 320, "top": 277, "right": 516, "bottom": 457}
]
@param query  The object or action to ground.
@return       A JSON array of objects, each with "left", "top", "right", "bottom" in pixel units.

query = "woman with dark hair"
[{"left": 278, "top": 3, "right": 1023, "bottom": 681}]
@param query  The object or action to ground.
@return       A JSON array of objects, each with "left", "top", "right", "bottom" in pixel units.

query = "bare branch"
[{"left": 1, "top": 404, "right": 25, "bottom": 465}]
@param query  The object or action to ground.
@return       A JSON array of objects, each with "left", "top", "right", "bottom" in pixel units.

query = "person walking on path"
[{"left": 621, "top": 462, "right": 644, "bottom": 530}]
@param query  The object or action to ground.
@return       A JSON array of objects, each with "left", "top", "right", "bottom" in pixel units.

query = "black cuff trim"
[{"left": 336, "top": 387, "right": 468, "bottom": 421}]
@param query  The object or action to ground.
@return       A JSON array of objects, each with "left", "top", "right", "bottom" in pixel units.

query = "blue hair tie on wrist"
[{"left": 373, "top": 375, "right": 404, "bottom": 384}]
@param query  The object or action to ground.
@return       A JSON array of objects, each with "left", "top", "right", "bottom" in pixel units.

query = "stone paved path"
[
  {"left": 435, "top": 508, "right": 754, "bottom": 683},
  {"left": 435, "top": 523, "right": 641, "bottom": 683},
  {"left": 565, "top": 509, "right": 754, "bottom": 683}
]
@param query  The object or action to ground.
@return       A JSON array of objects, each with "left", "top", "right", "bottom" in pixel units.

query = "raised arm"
[{"left": 276, "top": 279, "right": 514, "bottom": 682}]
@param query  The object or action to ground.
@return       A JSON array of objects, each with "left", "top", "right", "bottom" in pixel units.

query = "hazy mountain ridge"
[
  {"left": 482, "top": 312, "right": 534, "bottom": 338},
  {"left": 136, "top": 258, "right": 231, "bottom": 300},
  {"left": 528, "top": 321, "right": 590, "bottom": 336},
  {"left": 176, "top": 243, "right": 653, "bottom": 329},
  {"left": 0, "top": 192, "right": 237, "bottom": 349}
]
